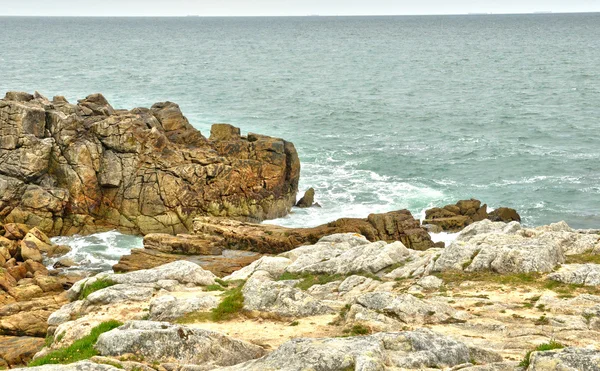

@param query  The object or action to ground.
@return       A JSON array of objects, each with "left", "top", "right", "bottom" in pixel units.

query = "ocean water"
[{"left": 1, "top": 15, "right": 599, "bottom": 267}]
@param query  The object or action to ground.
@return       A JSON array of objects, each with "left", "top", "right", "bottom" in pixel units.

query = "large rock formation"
[{"left": 0, "top": 92, "right": 300, "bottom": 236}]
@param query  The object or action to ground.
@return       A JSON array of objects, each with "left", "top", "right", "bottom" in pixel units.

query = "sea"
[{"left": 1, "top": 14, "right": 599, "bottom": 271}]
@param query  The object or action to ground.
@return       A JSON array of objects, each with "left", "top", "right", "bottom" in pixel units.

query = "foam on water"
[{"left": 49, "top": 231, "right": 143, "bottom": 273}]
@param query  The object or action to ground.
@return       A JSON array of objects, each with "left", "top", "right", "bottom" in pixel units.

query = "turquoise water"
[{"left": 2, "top": 15, "right": 600, "bottom": 233}]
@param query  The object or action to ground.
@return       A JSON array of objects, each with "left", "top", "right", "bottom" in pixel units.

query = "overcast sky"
[{"left": 1, "top": 0, "right": 599, "bottom": 17}]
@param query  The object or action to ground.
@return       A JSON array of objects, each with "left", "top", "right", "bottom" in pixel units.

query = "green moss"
[
  {"left": 28, "top": 320, "right": 123, "bottom": 366},
  {"left": 215, "top": 278, "right": 229, "bottom": 287},
  {"left": 289, "top": 321, "right": 299, "bottom": 326},
  {"left": 519, "top": 341, "right": 565, "bottom": 368},
  {"left": 79, "top": 278, "right": 117, "bottom": 300},
  {"left": 534, "top": 315, "right": 550, "bottom": 326}
]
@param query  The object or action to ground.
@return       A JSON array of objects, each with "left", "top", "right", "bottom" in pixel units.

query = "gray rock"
[
  {"left": 95, "top": 321, "right": 265, "bottom": 368},
  {"left": 15, "top": 361, "right": 120, "bottom": 370},
  {"left": 149, "top": 294, "right": 219, "bottom": 321},
  {"left": 243, "top": 271, "right": 334, "bottom": 317},
  {"left": 224, "top": 256, "right": 291, "bottom": 281},
  {"left": 417, "top": 275, "right": 443, "bottom": 290},
  {"left": 528, "top": 347, "right": 600, "bottom": 370},
  {"left": 352, "top": 292, "right": 466, "bottom": 325},
  {"left": 283, "top": 235, "right": 410, "bottom": 275},
  {"left": 216, "top": 329, "right": 472, "bottom": 370},
  {"left": 85, "top": 284, "right": 154, "bottom": 305},
  {"left": 548, "top": 264, "right": 600, "bottom": 287}
]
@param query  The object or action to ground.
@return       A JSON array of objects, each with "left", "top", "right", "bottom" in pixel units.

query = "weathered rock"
[
  {"left": 528, "top": 347, "right": 600, "bottom": 370},
  {"left": 85, "top": 284, "right": 154, "bottom": 305},
  {"left": 3, "top": 223, "right": 30, "bottom": 240},
  {"left": 0, "top": 92, "right": 300, "bottom": 236},
  {"left": 283, "top": 235, "right": 410, "bottom": 276},
  {"left": 224, "top": 256, "right": 291, "bottom": 281},
  {"left": 295, "top": 187, "right": 315, "bottom": 208},
  {"left": 18, "top": 240, "right": 43, "bottom": 262},
  {"left": 243, "top": 271, "right": 334, "bottom": 317},
  {"left": 69, "top": 261, "right": 216, "bottom": 301},
  {"left": 422, "top": 199, "right": 521, "bottom": 232},
  {"left": 488, "top": 207, "right": 521, "bottom": 223},
  {"left": 216, "top": 329, "right": 475, "bottom": 370},
  {"left": 113, "top": 248, "right": 261, "bottom": 276},
  {"left": 95, "top": 321, "right": 265, "bottom": 368},
  {"left": 548, "top": 264, "right": 600, "bottom": 287},
  {"left": 149, "top": 294, "right": 219, "bottom": 321},
  {"left": 0, "top": 335, "right": 45, "bottom": 367},
  {"left": 143, "top": 233, "right": 222, "bottom": 255}
]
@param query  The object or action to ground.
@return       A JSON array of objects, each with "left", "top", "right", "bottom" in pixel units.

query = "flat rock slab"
[
  {"left": 14, "top": 361, "right": 120, "bottom": 370},
  {"left": 548, "top": 264, "right": 600, "bottom": 286},
  {"left": 528, "top": 347, "right": 600, "bottom": 371}
]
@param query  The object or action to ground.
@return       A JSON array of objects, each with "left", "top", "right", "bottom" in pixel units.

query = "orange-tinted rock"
[
  {"left": 0, "top": 93, "right": 300, "bottom": 236},
  {"left": 488, "top": 207, "right": 521, "bottom": 223},
  {"left": 423, "top": 199, "right": 520, "bottom": 232}
]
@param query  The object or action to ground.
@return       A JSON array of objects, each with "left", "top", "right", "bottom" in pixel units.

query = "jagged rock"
[
  {"left": 18, "top": 240, "right": 43, "bottom": 262},
  {"left": 243, "top": 271, "right": 334, "bottom": 317},
  {"left": 548, "top": 264, "right": 600, "bottom": 286},
  {"left": 215, "top": 329, "right": 476, "bottom": 370},
  {"left": 0, "top": 93, "right": 300, "bottom": 236},
  {"left": 95, "top": 321, "right": 265, "bottom": 368},
  {"left": 416, "top": 275, "right": 443, "bottom": 290},
  {"left": 528, "top": 347, "right": 600, "bottom": 370},
  {"left": 422, "top": 199, "right": 521, "bottom": 232},
  {"left": 53, "top": 258, "right": 76, "bottom": 269},
  {"left": 295, "top": 187, "right": 315, "bottom": 208},
  {"left": 149, "top": 295, "right": 219, "bottom": 321},
  {"left": 3, "top": 223, "right": 30, "bottom": 240},
  {"left": 15, "top": 361, "right": 121, "bottom": 370},
  {"left": 85, "top": 284, "right": 154, "bottom": 305},
  {"left": 0, "top": 293, "right": 68, "bottom": 336}
]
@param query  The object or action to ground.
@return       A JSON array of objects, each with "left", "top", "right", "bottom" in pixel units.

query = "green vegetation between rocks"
[
  {"left": 28, "top": 320, "right": 123, "bottom": 366},
  {"left": 565, "top": 253, "right": 600, "bottom": 265},
  {"left": 519, "top": 341, "right": 565, "bottom": 368},
  {"left": 177, "top": 282, "right": 245, "bottom": 323},
  {"left": 435, "top": 270, "right": 600, "bottom": 295},
  {"left": 79, "top": 278, "right": 117, "bottom": 300},
  {"left": 342, "top": 324, "right": 371, "bottom": 336}
]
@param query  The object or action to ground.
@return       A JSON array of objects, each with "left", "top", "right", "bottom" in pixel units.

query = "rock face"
[
  {"left": 0, "top": 336, "right": 45, "bottom": 368},
  {"left": 422, "top": 199, "right": 521, "bottom": 232},
  {"left": 0, "top": 92, "right": 300, "bottom": 236},
  {"left": 216, "top": 329, "right": 475, "bottom": 371},
  {"left": 548, "top": 264, "right": 600, "bottom": 287},
  {"left": 95, "top": 321, "right": 265, "bottom": 368}
]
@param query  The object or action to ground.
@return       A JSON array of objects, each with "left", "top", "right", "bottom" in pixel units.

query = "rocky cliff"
[{"left": 0, "top": 92, "right": 300, "bottom": 236}]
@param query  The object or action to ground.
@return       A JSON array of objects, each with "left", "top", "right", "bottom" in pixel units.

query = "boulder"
[
  {"left": 548, "top": 264, "right": 600, "bottom": 287},
  {"left": 528, "top": 347, "right": 600, "bottom": 370},
  {"left": 0, "top": 93, "right": 300, "bottom": 236},
  {"left": 95, "top": 321, "right": 265, "bottom": 368},
  {"left": 18, "top": 240, "right": 43, "bottom": 263},
  {"left": 215, "top": 329, "right": 475, "bottom": 370},
  {"left": 488, "top": 207, "right": 521, "bottom": 223},
  {"left": 295, "top": 187, "right": 315, "bottom": 208},
  {"left": 3, "top": 223, "right": 30, "bottom": 240},
  {"left": 243, "top": 271, "right": 334, "bottom": 317}
]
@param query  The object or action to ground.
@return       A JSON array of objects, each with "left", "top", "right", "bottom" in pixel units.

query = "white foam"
[
  {"left": 430, "top": 231, "right": 460, "bottom": 246},
  {"left": 49, "top": 230, "right": 142, "bottom": 273}
]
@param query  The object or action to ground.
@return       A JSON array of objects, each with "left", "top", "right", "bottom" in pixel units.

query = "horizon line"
[{"left": 1, "top": 11, "right": 599, "bottom": 18}]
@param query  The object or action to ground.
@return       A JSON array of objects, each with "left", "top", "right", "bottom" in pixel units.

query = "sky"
[{"left": 1, "top": 0, "right": 599, "bottom": 17}]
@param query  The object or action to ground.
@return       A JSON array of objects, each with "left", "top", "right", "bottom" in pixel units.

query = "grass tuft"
[
  {"left": 342, "top": 324, "right": 371, "bottom": 336},
  {"left": 79, "top": 278, "right": 117, "bottom": 300},
  {"left": 519, "top": 341, "right": 565, "bottom": 368},
  {"left": 565, "top": 253, "right": 600, "bottom": 265},
  {"left": 177, "top": 282, "right": 245, "bottom": 323},
  {"left": 277, "top": 272, "right": 345, "bottom": 290},
  {"left": 28, "top": 320, "right": 123, "bottom": 366}
]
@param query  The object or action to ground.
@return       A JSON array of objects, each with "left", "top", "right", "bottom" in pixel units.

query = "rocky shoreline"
[{"left": 1, "top": 91, "right": 600, "bottom": 370}]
